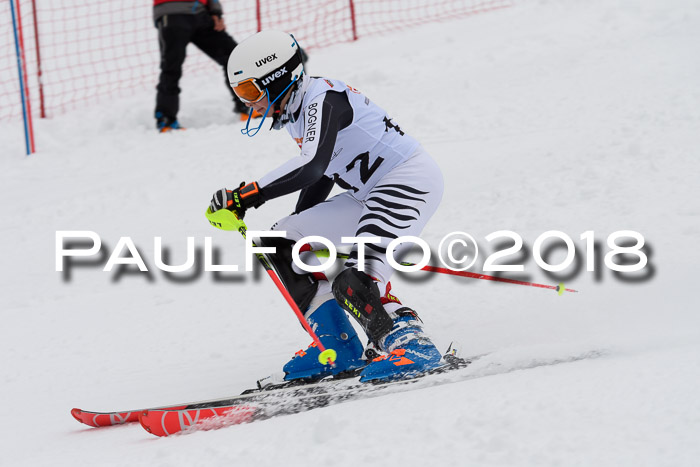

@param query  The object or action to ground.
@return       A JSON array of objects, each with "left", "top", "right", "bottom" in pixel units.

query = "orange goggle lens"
[{"left": 232, "top": 78, "right": 265, "bottom": 103}]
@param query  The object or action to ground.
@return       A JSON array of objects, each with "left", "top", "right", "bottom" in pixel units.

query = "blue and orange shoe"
[
  {"left": 156, "top": 112, "right": 184, "bottom": 133},
  {"left": 359, "top": 309, "right": 442, "bottom": 383},
  {"left": 283, "top": 297, "right": 365, "bottom": 382}
]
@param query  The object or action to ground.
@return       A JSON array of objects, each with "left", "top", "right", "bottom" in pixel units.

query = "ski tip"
[
  {"left": 70, "top": 408, "right": 141, "bottom": 427},
  {"left": 71, "top": 408, "right": 84, "bottom": 423},
  {"left": 138, "top": 411, "right": 157, "bottom": 436}
]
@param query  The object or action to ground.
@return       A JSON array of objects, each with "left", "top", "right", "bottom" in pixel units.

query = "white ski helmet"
[{"left": 227, "top": 30, "right": 304, "bottom": 105}]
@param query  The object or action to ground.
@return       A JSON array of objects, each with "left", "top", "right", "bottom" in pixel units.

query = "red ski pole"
[
  {"left": 315, "top": 251, "right": 577, "bottom": 295},
  {"left": 205, "top": 208, "right": 336, "bottom": 365},
  {"left": 420, "top": 265, "right": 577, "bottom": 294}
]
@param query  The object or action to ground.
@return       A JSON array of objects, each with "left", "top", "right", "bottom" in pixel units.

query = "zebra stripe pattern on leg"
[{"left": 344, "top": 183, "right": 430, "bottom": 271}]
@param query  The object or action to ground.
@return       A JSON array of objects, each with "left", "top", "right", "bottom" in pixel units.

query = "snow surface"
[{"left": 2, "top": 0, "right": 700, "bottom": 466}]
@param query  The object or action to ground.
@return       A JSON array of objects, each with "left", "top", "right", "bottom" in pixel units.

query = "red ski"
[
  {"left": 73, "top": 350, "right": 602, "bottom": 437},
  {"left": 71, "top": 404, "right": 188, "bottom": 428},
  {"left": 136, "top": 352, "right": 477, "bottom": 436},
  {"left": 139, "top": 405, "right": 259, "bottom": 436},
  {"left": 71, "top": 394, "right": 257, "bottom": 428}
]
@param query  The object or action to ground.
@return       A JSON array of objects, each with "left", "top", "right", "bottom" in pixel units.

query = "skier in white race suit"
[{"left": 209, "top": 30, "right": 444, "bottom": 383}]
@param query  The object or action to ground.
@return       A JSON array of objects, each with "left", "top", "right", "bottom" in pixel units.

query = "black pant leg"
[
  {"left": 155, "top": 15, "right": 194, "bottom": 120},
  {"left": 190, "top": 14, "right": 246, "bottom": 112}
]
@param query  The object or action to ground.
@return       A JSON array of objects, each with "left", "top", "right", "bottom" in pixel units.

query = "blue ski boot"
[
  {"left": 283, "top": 297, "right": 366, "bottom": 382},
  {"left": 156, "top": 112, "right": 183, "bottom": 133},
  {"left": 359, "top": 307, "right": 442, "bottom": 383}
]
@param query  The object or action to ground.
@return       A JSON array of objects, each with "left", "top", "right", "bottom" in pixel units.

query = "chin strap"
[{"left": 240, "top": 75, "right": 301, "bottom": 138}]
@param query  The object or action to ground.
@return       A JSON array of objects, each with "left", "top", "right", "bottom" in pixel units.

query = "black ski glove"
[{"left": 210, "top": 181, "right": 264, "bottom": 218}]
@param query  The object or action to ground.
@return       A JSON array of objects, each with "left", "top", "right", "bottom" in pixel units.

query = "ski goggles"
[{"left": 232, "top": 78, "right": 266, "bottom": 104}]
